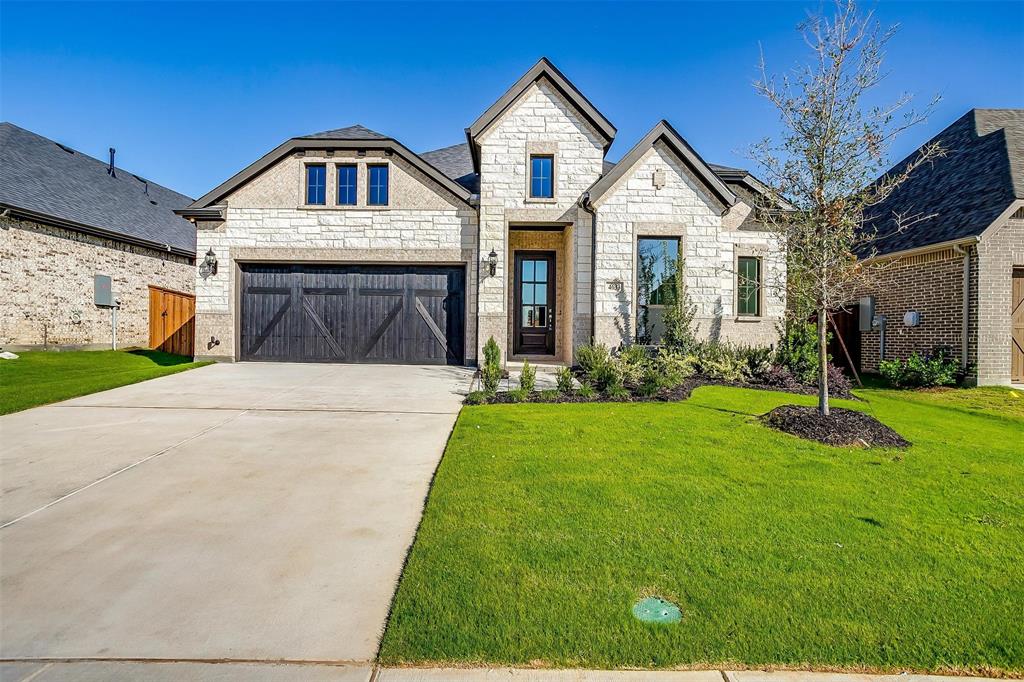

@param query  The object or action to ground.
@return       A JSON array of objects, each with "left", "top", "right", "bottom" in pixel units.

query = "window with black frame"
[
  {"left": 636, "top": 237, "right": 682, "bottom": 344},
  {"left": 737, "top": 256, "right": 762, "bottom": 317}
]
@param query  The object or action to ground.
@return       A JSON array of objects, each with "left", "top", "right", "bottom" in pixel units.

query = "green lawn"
[
  {"left": 0, "top": 350, "right": 212, "bottom": 414},
  {"left": 380, "top": 385, "right": 1024, "bottom": 675}
]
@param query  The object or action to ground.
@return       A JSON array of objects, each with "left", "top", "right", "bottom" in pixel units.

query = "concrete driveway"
[{"left": 0, "top": 362, "right": 472, "bottom": 673}]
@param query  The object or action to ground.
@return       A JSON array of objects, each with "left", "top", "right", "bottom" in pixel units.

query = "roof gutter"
[
  {"left": 0, "top": 202, "right": 196, "bottom": 259},
  {"left": 861, "top": 235, "right": 980, "bottom": 264}
]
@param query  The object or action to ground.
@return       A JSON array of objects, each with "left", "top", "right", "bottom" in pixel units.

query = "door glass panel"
[
  {"left": 535, "top": 260, "right": 547, "bottom": 280},
  {"left": 523, "top": 260, "right": 534, "bottom": 281},
  {"left": 535, "top": 283, "right": 547, "bottom": 303},
  {"left": 537, "top": 306, "right": 547, "bottom": 327},
  {"left": 523, "top": 306, "right": 535, "bottom": 327},
  {"left": 523, "top": 283, "right": 534, "bottom": 304}
]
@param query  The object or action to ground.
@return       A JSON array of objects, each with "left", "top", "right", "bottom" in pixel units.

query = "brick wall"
[
  {"left": 856, "top": 247, "right": 976, "bottom": 375},
  {"left": 0, "top": 214, "right": 194, "bottom": 350}
]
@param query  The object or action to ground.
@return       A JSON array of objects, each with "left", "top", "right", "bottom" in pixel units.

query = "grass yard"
[
  {"left": 381, "top": 385, "right": 1024, "bottom": 675},
  {"left": 0, "top": 350, "right": 211, "bottom": 414}
]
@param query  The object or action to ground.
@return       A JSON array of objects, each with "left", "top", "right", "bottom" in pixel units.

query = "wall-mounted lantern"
[
  {"left": 487, "top": 249, "right": 498, "bottom": 277},
  {"left": 199, "top": 248, "right": 218, "bottom": 279}
]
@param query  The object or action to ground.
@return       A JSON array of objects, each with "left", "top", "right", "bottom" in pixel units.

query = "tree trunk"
[{"left": 818, "top": 307, "right": 830, "bottom": 416}]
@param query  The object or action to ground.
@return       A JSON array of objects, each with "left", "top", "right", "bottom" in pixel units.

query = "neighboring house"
[
  {"left": 179, "top": 58, "right": 785, "bottom": 365},
  {"left": 846, "top": 109, "right": 1024, "bottom": 385},
  {"left": 0, "top": 123, "right": 197, "bottom": 353}
]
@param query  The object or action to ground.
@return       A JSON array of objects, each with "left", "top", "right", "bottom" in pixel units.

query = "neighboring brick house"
[
  {"left": 849, "top": 109, "right": 1024, "bottom": 386},
  {"left": 179, "top": 58, "right": 784, "bottom": 365},
  {"left": 0, "top": 123, "right": 197, "bottom": 352}
]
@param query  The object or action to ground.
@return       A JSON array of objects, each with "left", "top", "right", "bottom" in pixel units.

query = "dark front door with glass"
[{"left": 514, "top": 252, "right": 555, "bottom": 355}]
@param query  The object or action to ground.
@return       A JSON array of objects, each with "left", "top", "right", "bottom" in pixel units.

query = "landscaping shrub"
[
  {"left": 614, "top": 345, "right": 649, "bottom": 387},
  {"left": 654, "top": 347, "right": 695, "bottom": 387},
  {"left": 775, "top": 318, "right": 820, "bottom": 384},
  {"left": 879, "top": 346, "right": 960, "bottom": 388},
  {"left": 738, "top": 345, "right": 774, "bottom": 383},
  {"left": 605, "top": 384, "right": 631, "bottom": 401},
  {"left": 481, "top": 336, "right": 502, "bottom": 393},
  {"left": 827, "top": 363, "right": 854, "bottom": 397},
  {"left": 590, "top": 360, "right": 624, "bottom": 392},
  {"left": 537, "top": 389, "right": 560, "bottom": 403},
  {"left": 661, "top": 256, "right": 699, "bottom": 353},
  {"left": 694, "top": 343, "right": 745, "bottom": 382},
  {"left": 554, "top": 366, "right": 574, "bottom": 394},
  {"left": 464, "top": 390, "right": 489, "bottom": 405},
  {"left": 763, "top": 365, "right": 803, "bottom": 391},
  {"left": 576, "top": 342, "right": 610, "bottom": 377},
  {"left": 518, "top": 360, "right": 536, "bottom": 392},
  {"left": 505, "top": 388, "right": 528, "bottom": 403},
  {"left": 576, "top": 382, "right": 596, "bottom": 399}
]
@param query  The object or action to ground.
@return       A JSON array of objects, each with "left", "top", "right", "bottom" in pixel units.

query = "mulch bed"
[
  {"left": 761, "top": 404, "right": 910, "bottom": 448},
  {"left": 477, "top": 375, "right": 855, "bottom": 405}
]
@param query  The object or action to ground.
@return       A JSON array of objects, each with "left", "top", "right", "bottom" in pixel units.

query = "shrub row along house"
[
  {"left": 837, "top": 109, "right": 1023, "bottom": 386},
  {"left": 0, "top": 123, "right": 197, "bottom": 354},
  {"left": 177, "top": 58, "right": 784, "bottom": 365}
]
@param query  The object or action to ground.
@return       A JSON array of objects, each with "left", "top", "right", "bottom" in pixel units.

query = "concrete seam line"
[
  {"left": 17, "top": 663, "right": 53, "bottom": 682},
  {"left": 52, "top": 405, "right": 459, "bottom": 415},
  {"left": 368, "top": 663, "right": 381, "bottom": 682},
  {"left": 0, "top": 657, "right": 369, "bottom": 666},
  {"left": 0, "top": 410, "right": 248, "bottom": 530}
]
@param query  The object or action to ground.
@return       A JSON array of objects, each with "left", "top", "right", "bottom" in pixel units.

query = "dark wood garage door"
[{"left": 239, "top": 264, "right": 465, "bottom": 364}]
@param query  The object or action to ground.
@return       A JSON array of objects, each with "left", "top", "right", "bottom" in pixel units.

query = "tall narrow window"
[
  {"left": 737, "top": 256, "right": 762, "bottom": 317},
  {"left": 305, "top": 164, "right": 326, "bottom": 205},
  {"left": 336, "top": 164, "right": 357, "bottom": 205},
  {"left": 530, "top": 155, "right": 553, "bottom": 198},
  {"left": 368, "top": 164, "right": 389, "bottom": 206},
  {"left": 636, "top": 237, "right": 682, "bottom": 344}
]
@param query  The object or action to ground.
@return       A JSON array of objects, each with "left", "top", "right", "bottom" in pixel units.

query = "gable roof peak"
[
  {"left": 588, "top": 119, "right": 738, "bottom": 210},
  {"left": 465, "top": 58, "right": 617, "bottom": 170}
]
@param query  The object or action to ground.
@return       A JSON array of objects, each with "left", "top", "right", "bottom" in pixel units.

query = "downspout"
[
  {"left": 954, "top": 241, "right": 973, "bottom": 370},
  {"left": 472, "top": 193, "right": 481, "bottom": 367},
  {"left": 579, "top": 191, "right": 597, "bottom": 343}
]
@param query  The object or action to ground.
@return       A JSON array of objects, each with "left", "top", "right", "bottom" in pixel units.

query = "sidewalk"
[{"left": 0, "top": 663, "right": 1013, "bottom": 682}]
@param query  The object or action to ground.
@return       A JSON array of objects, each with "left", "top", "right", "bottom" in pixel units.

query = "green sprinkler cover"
[{"left": 632, "top": 596, "right": 682, "bottom": 624}]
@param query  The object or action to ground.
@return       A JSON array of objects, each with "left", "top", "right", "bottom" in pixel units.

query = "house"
[
  {"left": 847, "top": 109, "right": 1024, "bottom": 385},
  {"left": 179, "top": 58, "right": 785, "bottom": 365},
  {"left": 0, "top": 123, "right": 197, "bottom": 354}
]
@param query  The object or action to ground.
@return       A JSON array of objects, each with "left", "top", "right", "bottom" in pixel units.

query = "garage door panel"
[{"left": 240, "top": 264, "right": 463, "bottom": 365}]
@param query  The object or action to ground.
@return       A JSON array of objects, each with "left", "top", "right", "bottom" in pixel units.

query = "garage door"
[{"left": 239, "top": 264, "right": 465, "bottom": 364}]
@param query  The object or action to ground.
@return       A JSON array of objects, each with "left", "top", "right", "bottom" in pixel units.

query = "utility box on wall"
[
  {"left": 94, "top": 274, "right": 114, "bottom": 307},
  {"left": 858, "top": 296, "right": 875, "bottom": 332}
]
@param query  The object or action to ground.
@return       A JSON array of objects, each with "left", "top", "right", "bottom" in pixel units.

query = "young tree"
[{"left": 750, "top": 0, "right": 943, "bottom": 415}]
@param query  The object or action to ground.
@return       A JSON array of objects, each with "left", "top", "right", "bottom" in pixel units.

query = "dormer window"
[
  {"left": 305, "top": 164, "right": 326, "bottom": 205},
  {"left": 530, "top": 155, "right": 554, "bottom": 199}
]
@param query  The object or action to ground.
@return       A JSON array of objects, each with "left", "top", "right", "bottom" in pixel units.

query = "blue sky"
[{"left": 2, "top": 1, "right": 1022, "bottom": 199}]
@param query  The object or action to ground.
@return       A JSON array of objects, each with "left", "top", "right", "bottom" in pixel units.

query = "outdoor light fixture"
[
  {"left": 487, "top": 249, "right": 498, "bottom": 277},
  {"left": 199, "top": 248, "right": 219, "bottom": 279}
]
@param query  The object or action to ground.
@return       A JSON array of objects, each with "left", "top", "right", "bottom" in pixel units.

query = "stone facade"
[
  {"left": 0, "top": 214, "right": 194, "bottom": 350},
  {"left": 591, "top": 141, "right": 785, "bottom": 349},
  {"left": 475, "top": 78, "right": 605, "bottom": 363},
  {"left": 194, "top": 149, "right": 478, "bottom": 361}
]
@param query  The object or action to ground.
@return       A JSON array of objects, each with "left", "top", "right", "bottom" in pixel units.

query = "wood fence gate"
[{"left": 149, "top": 286, "right": 196, "bottom": 357}]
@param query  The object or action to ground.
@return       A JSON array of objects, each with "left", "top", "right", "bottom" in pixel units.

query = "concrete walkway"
[
  {"left": 0, "top": 363, "right": 473, "bottom": 666},
  {"left": 0, "top": 663, "right": 1011, "bottom": 682}
]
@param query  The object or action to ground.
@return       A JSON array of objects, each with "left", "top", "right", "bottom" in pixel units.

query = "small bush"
[
  {"left": 605, "top": 384, "right": 632, "bottom": 401},
  {"left": 775, "top": 318, "right": 820, "bottom": 385},
  {"left": 879, "top": 346, "right": 960, "bottom": 388},
  {"left": 464, "top": 390, "right": 490, "bottom": 405},
  {"left": 763, "top": 365, "right": 803, "bottom": 391},
  {"left": 505, "top": 388, "right": 529, "bottom": 403},
  {"left": 577, "top": 382, "right": 596, "bottom": 399},
  {"left": 827, "top": 363, "right": 854, "bottom": 397},
  {"left": 614, "top": 345, "right": 649, "bottom": 387},
  {"left": 694, "top": 342, "right": 745, "bottom": 382},
  {"left": 738, "top": 345, "right": 774, "bottom": 383},
  {"left": 538, "top": 389, "right": 560, "bottom": 403},
  {"left": 481, "top": 336, "right": 502, "bottom": 393},
  {"left": 518, "top": 360, "right": 536, "bottom": 392},
  {"left": 637, "top": 366, "right": 665, "bottom": 396},
  {"left": 655, "top": 348, "right": 695, "bottom": 387},
  {"left": 590, "top": 361, "right": 624, "bottom": 392},
  {"left": 554, "top": 366, "right": 575, "bottom": 393},
  {"left": 576, "top": 342, "right": 611, "bottom": 377}
]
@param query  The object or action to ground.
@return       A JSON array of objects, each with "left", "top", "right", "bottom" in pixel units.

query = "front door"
[{"left": 514, "top": 252, "right": 555, "bottom": 355}]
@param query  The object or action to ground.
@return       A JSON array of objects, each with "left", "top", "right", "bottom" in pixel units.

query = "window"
[
  {"left": 530, "top": 155, "right": 553, "bottom": 198},
  {"left": 737, "top": 256, "right": 762, "bottom": 317},
  {"left": 368, "top": 164, "right": 389, "bottom": 206},
  {"left": 336, "top": 164, "right": 357, "bottom": 205},
  {"left": 636, "top": 237, "right": 682, "bottom": 344},
  {"left": 305, "top": 164, "right": 326, "bottom": 205}
]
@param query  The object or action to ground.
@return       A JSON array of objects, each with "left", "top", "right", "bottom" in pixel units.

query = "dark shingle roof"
[
  {"left": 299, "top": 124, "right": 389, "bottom": 140},
  {"left": 865, "top": 108, "right": 1023, "bottom": 256},
  {"left": 420, "top": 142, "right": 479, "bottom": 193},
  {"left": 0, "top": 122, "right": 195, "bottom": 255},
  {"left": 421, "top": 141, "right": 753, "bottom": 199}
]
